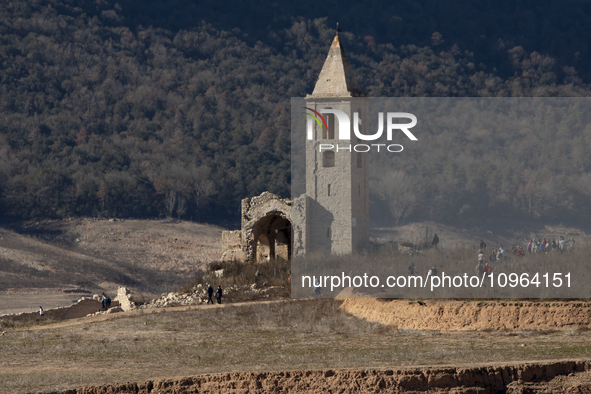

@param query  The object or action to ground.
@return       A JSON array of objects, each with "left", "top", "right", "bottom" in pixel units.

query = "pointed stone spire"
[{"left": 311, "top": 31, "right": 363, "bottom": 97}]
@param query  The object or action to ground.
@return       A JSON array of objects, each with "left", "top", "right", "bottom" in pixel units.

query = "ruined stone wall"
[
  {"left": 241, "top": 192, "right": 291, "bottom": 263},
  {"left": 221, "top": 192, "right": 291, "bottom": 263},
  {"left": 221, "top": 230, "right": 243, "bottom": 262},
  {"left": 114, "top": 287, "right": 136, "bottom": 312}
]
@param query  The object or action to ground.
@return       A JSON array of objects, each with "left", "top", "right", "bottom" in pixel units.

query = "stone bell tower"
[{"left": 303, "top": 30, "right": 369, "bottom": 255}]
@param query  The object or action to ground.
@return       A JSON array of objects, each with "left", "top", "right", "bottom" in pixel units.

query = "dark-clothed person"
[
  {"left": 216, "top": 286, "right": 223, "bottom": 304},
  {"left": 207, "top": 285, "right": 214, "bottom": 304}
]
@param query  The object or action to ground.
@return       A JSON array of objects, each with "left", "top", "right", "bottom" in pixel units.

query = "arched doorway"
[{"left": 253, "top": 214, "right": 292, "bottom": 263}]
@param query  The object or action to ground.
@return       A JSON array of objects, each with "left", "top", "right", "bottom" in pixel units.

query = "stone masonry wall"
[
  {"left": 221, "top": 230, "right": 243, "bottom": 261},
  {"left": 221, "top": 192, "right": 291, "bottom": 263}
]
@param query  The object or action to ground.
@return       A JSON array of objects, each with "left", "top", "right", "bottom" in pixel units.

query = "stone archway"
[
  {"left": 220, "top": 192, "right": 292, "bottom": 263},
  {"left": 253, "top": 214, "right": 292, "bottom": 263}
]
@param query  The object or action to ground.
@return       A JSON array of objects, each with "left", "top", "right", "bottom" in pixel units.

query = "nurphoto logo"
[{"left": 304, "top": 107, "right": 418, "bottom": 153}]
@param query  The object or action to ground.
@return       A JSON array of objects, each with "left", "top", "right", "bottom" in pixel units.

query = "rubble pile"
[
  {"left": 141, "top": 284, "right": 241, "bottom": 309},
  {"left": 142, "top": 289, "right": 207, "bottom": 309}
]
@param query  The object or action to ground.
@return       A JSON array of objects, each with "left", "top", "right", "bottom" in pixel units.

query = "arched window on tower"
[{"left": 323, "top": 151, "right": 335, "bottom": 167}]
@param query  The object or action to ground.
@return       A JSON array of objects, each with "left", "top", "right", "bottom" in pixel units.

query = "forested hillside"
[{"left": 1, "top": 0, "right": 591, "bottom": 225}]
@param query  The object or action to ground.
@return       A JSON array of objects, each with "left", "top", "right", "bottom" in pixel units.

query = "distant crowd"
[
  {"left": 476, "top": 236, "right": 576, "bottom": 262},
  {"left": 422, "top": 233, "right": 578, "bottom": 280},
  {"left": 430, "top": 233, "right": 576, "bottom": 259}
]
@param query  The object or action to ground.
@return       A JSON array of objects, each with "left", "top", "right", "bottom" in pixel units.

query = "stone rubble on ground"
[
  {"left": 249, "top": 284, "right": 284, "bottom": 294},
  {"left": 140, "top": 284, "right": 236, "bottom": 309},
  {"left": 106, "top": 306, "right": 123, "bottom": 313},
  {"left": 137, "top": 283, "right": 284, "bottom": 309},
  {"left": 139, "top": 289, "right": 207, "bottom": 309},
  {"left": 83, "top": 283, "right": 285, "bottom": 317}
]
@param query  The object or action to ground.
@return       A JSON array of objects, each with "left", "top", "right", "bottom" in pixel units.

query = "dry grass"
[
  {"left": 0, "top": 219, "right": 222, "bottom": 295},
  {"left": 178, "top": 259, "right": 292, "bottom": 300},
  {"left": 2, "top": 300, "right": 591, "bottom": 393},
  {"left": 207, "top": 259, "right": 291, "bottom": 288}
]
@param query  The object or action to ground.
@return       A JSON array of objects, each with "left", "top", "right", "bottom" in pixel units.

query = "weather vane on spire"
[{"left": 336, "top": 22, "right": 342, "bottom": 36}]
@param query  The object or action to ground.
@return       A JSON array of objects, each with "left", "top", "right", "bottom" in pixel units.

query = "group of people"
[
  {"left": 476, "top": 250, "right": 494, "bottom": 278},
  {"left": 479, "top": 244, "right": 509, "bottom": 262},
  {"left": 479, "top": 236, "right": 576, "bottom": 263},
  {"left": 207, "top": 284, "right": 223, "bottom": 304},
  {"left": 475, "top": 236, "right": 576, "bottom": 280},
  {"left": 525, "top": 237, "right": 575, "bottom": 254}
]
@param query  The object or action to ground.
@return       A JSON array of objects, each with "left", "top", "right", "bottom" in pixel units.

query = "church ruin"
[
  {"left": 221, "top": 192, "right": 292, "bottom": 263},
  {"left": 221, "top": 30, "right": 369, "bottom": 262}
]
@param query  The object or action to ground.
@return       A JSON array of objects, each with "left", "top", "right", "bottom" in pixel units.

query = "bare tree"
[
  {"left": 97, "top": 181, "right": 108, "bottom": 213},
  {"left": 176, "top": 195, "right": 187, "bottom": 219},
  {"left": 190, "top": 166, "right": 216, "bottom": 212},
  {"left": 373, "top": 170, "right": 417, "bottom": 225},
  {"left": 164, "top": 190, "right": 177, "bottom": 218}
]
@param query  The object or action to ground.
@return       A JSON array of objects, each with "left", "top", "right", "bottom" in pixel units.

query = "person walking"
[
  {"left": 207, "top": 284, "right": 214, "bottom": 304},
  {"left": 477, "top": 249, "right": 485, "bottom": 264},
  {"left": 476, "top": 261, "right": 485, "bottom": 278},
  {"left": 314, "top": 279, "right": 322, "bottom": 298},
  {"left": 484, "top": 262, "right": 493, "bottom": 277},
  {"left": 39, "top": 306, "right": 44, "bottom": 316},
  {"left": 527, "top": 240, "right": 533, "bottom": 253},
  {"left": 559, "top": 236, "right": 565, "bottom": 252},
  {"left": 427, "top": 265, "right": 438, "bottom": 280},
  {"left": 489, "top": 249, "right": 497, "bottom": 262},
  {"left": 569, "top": 238, "right": 576, "bottom": 251},
  {"left": 498, "top": 245, "right": 506, "bottom": 261},
  {"left": 215, "top": 286, "right": 223, "bottom": 304}
]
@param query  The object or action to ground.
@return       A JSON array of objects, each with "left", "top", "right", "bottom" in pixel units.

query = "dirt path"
[
  {"left": 15, "top": 298, "right": 302, "bottom": 332},
  {"left": 10, "top": 296, "right": 591, "bottom": 333}
]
